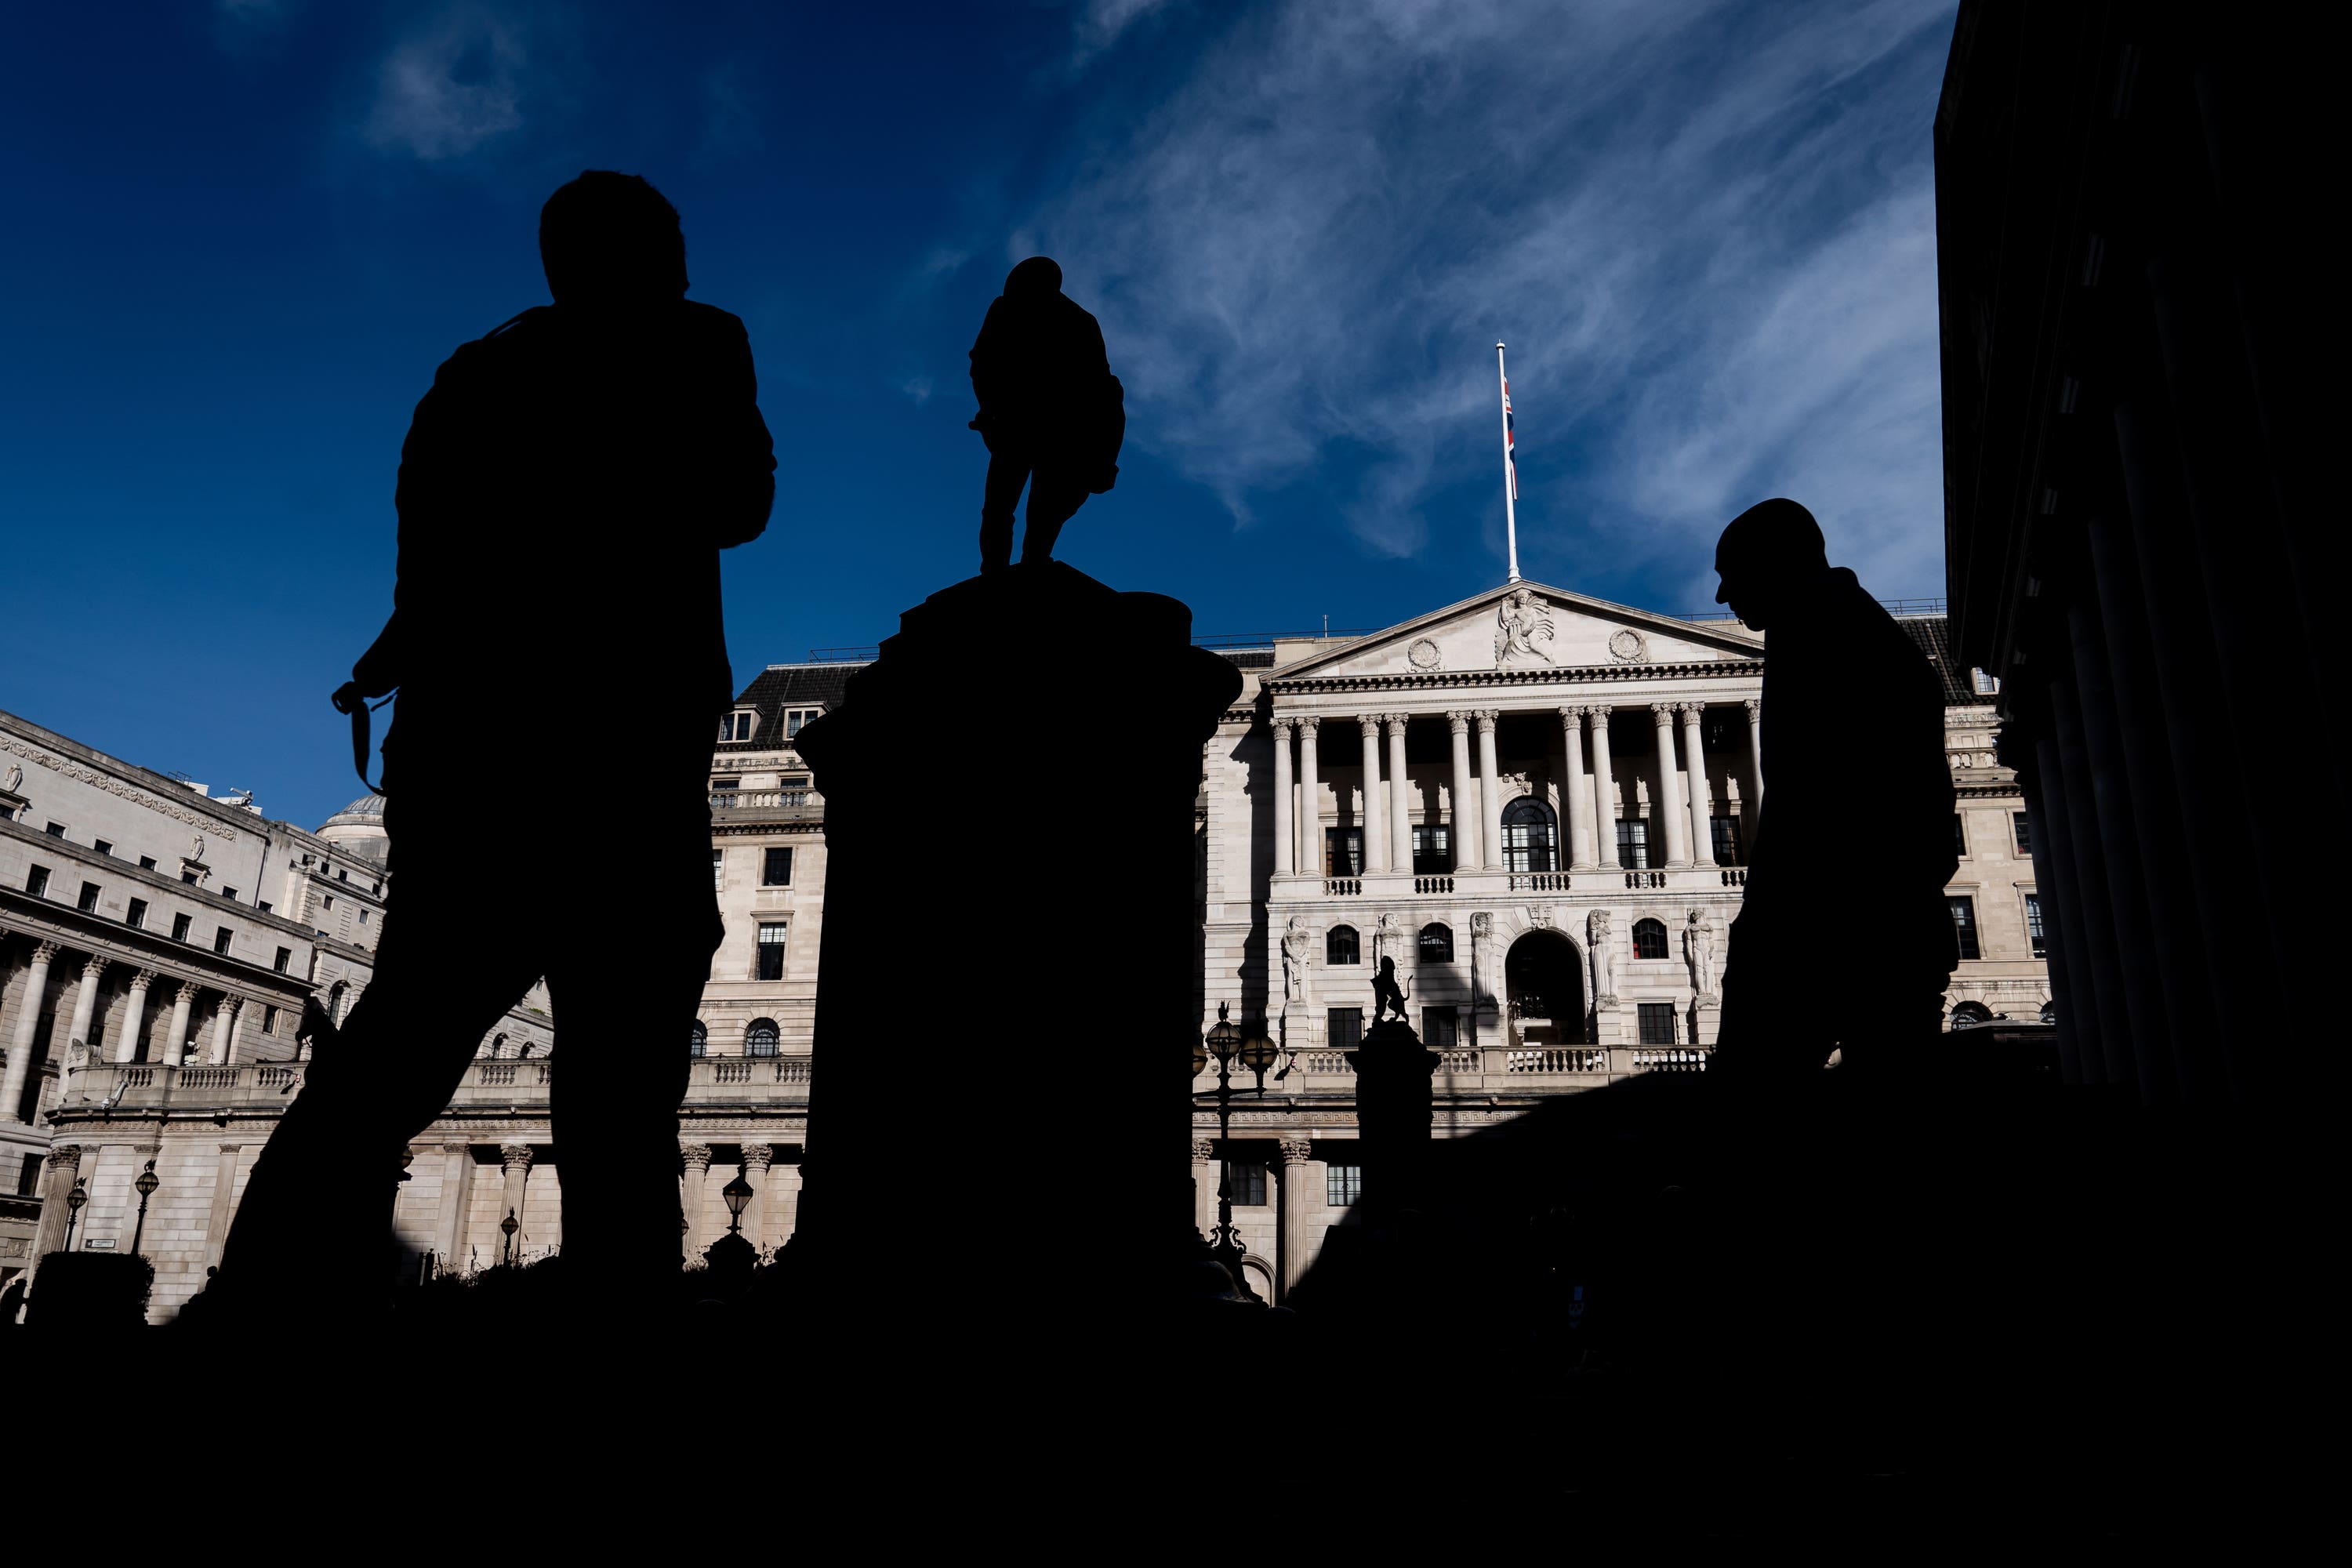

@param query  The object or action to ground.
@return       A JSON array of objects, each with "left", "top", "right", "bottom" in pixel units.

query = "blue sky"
[{"left": 0, "top": 0, "right": 1958, "bottom": 829}]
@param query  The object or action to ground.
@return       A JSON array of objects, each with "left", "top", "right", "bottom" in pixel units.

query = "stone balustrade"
[
  {"left": 1277, "top": 865, "right": 1741, "bottom": 900},
  {"left": 48, "top": 1051, "right": 815, "bottom": 1116},
  {"left": 1209, "top": 1044, "right": 1712, "bottom": 1088}
]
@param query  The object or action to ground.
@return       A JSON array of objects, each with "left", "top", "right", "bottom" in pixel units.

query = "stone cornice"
[
  {"left": 1261, "top": 657, "right": 1763, "bottom": 699},
  {"left": 0, "top": 715, "right": 259, "bottom": 843},
  {"left": 1955, "top": 782, "right": 2024, "bottom": 800},
  {"left": 712, "top": 817, "right": 826, "bottom": 838},
  {"left": 0, "top": 891, "right": 318, "bottom": 1004},
  {"left": 0, "top": 815, "right": 345, "bottom": 945}
]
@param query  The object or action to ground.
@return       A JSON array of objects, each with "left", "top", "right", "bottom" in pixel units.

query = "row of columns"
[
  {"left": 1192, "top": 1135, "right": 1326, "bottom": 1304},
  {"left": 680, "top": 1141, "right": 801, "bottom": 1259},
  {"left": 4, "top": 938, "right": 278, "bottom": 1123},
  {"left": 1269, "top": 701, "right": 1760, "bottom": 877}
]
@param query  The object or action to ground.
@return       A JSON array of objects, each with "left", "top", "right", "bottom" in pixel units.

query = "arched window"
[
  {"left": 746, "top": 1018, "right": 781, "bottom": 1058},
  {"left": 1417, "top": 924, "right": 1454, "bottom": 964},
  {"left": 1948, "top": 1001, "right": 1994, "bottom": 1030},
  {"left": 1327, "top": 925, "right": 1360, "bottom": 965},
  {"left": 689, "top": 1021, "right": 708, "bottom": 1058},
  {"left": 1500, "top": 797, "right": 1559, "bottom": 873},
  {"left": 1632, "top": 918, "right": 1668, "bottom": 960}
]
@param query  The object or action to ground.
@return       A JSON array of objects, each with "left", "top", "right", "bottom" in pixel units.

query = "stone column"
[
  {"left": 1744, "top": 696, "right": 1764, "bottom": 810},
  {"left": 112, "top": 970, "right": 155, "bottom": 1065},
  {"left": 679, "top": 1142, "right": 712, "bottom": 1261},
  {"left": 30, "top": 1143, "right": 83, "bottom": 1266},
  {"left": 771, "top": 1158, "right": 804, "bottom": 1246},
  {"left": 1446, "top": 713, "right": 1480, "bottom": 871},
  {"left": 1270, "top": 717, "right": 1295, "bottom": 877},
  {"left": 1276, "top": 1135, "right": 1323, "bottom": 1304},
  {"left": 1356, "top": 716, "right": 1388, "bottom": 873},
  {"left": 1385, "top": 715, "right": 1413, "bottom": 873},
  {"left": 1680, "top": 703, "right": 1715, "bottom": 867},
  {"left": 1651, "top": 703, "right": 1691, "bottom": 867},
  {"left": 1474, "top": 710, "right": 1504, "bottom": 869},
  {"left": 1191, "top": 1138, "right": 1217, "bottom": 1241},
  {"left": 1559, "top": 707, "right": 1595, "bottom": 869},
  {"left": 161, "top": 982, "right": 195, "bottom": 1069},
  {"left": 1588, "top": 709, "right": 1620, "bottom": 869},
  {"left": 433, "top": 1142, "right": 472, "bottom": 1272},
  {"left": 65, "top": 955, "right": 106, "bottom": 1059},
  {"left": 741, "top": 1143, "right": 774, "bottom": 1255},
  {"left": 201, "top": 1144, "right": 244, "bottom": 1273},
  {"left": 207, "top": 996, "right": 241, "bottom": 1066},
  {"left": 2, "top": 939, "right": 60, "bottom": 1123},
  {"left": 1297, "top": 717, "right": 1322, "bottom": 876},
  {"left": 497, "top": 1144, "right": 532, "bottom": 1262}
]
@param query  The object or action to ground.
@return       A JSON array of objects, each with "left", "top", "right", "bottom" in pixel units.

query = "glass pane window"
[
  {"left": 1411, "top": 824, "right": 1452, "bottom": 874},
  {"left": 1711, "top": 815, "right": 1744, "bottom": 866},
  {"left": 762, "top": 847, "right": 793, "bottom": 886},
  {"left": 1326, "top": 926, "right": 1359, "bottom": 965},
  {"left": 785, "top": 708, "right": 820, "bottom": 739},
  {"left": 1325, "top": 826, "right": 1363, "bottom": 877},
  {"left": 127, "top": 898, "right": 147, "bottom": 930},
  {"left": 2024, "top": 894, "right": 2047, "bottom": 958},
  {"left": 2013, "top": 811, "right": 2032, "bottom": 856},
  {"left": 718, "top": 712, "right": 757, "bottom": 742},
  {"left": 1327, "top": 1008, "right": 1363, "bottom": 1051},
  {"left": 757, "top": 924, "right": 789, "bottom": 981},
  {"left": 1423, "top": 1008, "right": 1458, "bottom": 1049},
  {"left": 1417, "top": 924, "right": 1454, "bottom": 964},
  {"left": 1954, "top": 814, "right": 1968, "bottom": 857},
  {"left": 1637, "top": 1003, "right": 1676, "bottom": 1045},
  {"left": 746, "top": 1018, "right": 782, "bottom": 1057},
  {"left": 1327, "top": 1163, "right": 1363, "bottom": 1207},
  {"left": 1632, "top": 919, "right": 1668, "bottom": 960},
  {"left": 25, "top": 866, "right": 49, "bottom": 898},
  {"left": 213, "top": 927, "right": 233, "bottom": 954},
  {"left": 1229, "top": 1161, "right": 1268, "bottom": 1207},
  {"left": 1501, "top": 799, "right": 1558, "bottom": 873},
  {"left": 1616, "top": 820, "right": 1650, "bottom": 869},
  {"left": 171, "top": 913, "right": 192, "bottom": 942},
  {"left": 689, "top": 1022, "right": 709, "bottom": 1058},
  {"left": 1948, "top": 896, "right": 1981, "bottom": 961},
  {"left": 780, "top": 776, "right": 812, "bottom": 807},
  {"left": 77, "top": 881, "right": 100, "bottom": 913},
  {"left": 712, "top": 849, "right": 724, "bottom": 889}
]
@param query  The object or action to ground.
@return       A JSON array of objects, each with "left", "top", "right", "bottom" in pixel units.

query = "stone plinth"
[
  {"left": 792, "top": 563, "right": 1240, "bottom": 1379},
  {"left": 1348, "top": 1018, "right": 1439, "bottom": 1218}
]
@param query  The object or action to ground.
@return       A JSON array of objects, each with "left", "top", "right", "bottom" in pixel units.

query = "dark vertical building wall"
[{"left": 1936, "top": 2, "right": 2329, "bottom": 1105}]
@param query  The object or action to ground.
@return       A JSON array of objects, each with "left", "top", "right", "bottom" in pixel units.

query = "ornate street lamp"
[
  {"left": 720, "top": 1171, "right": 754, "bottom": 1236},
  {"left": 130, "top": 1159, "right": 159, "bottom": 1257},
  {"left": 64, "top": 1179, "right": 87, "bottom": 1252},
  {"left": 499, "top": 1207, "right": 520, "bottom": 1266},
  {"left": 1190, "top": 1002, "right": 1279, "bottom": 1301}
]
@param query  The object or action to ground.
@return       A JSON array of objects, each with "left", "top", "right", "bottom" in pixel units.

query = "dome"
[
  {"left": 315, "top": 793, "right": 390, "bottom": 858},
  {"left": 318, "top": 793, "right": 387, "bottom": 832}
]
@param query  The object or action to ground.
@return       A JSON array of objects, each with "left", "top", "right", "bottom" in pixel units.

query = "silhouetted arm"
[
  {"left": 968, "top": 298, "right": 1009, "bottom": 425},
  {"left": 702, "top": 310, "right": 775, "bottom": 550}
]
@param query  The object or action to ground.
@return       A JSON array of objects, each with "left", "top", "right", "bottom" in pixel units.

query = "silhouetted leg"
[
  {"left": 980, "top": 449, "right": 1029, "bottom": 572},
  {"left": 212, "top": 851, "right": 541, "bottom": 1317},
  {"left": 1712, "top": 908, "right": 1831, "bottom": 1081},
  {"left": 1019, "top": 470, "right": 1091, "bottom": 564}
]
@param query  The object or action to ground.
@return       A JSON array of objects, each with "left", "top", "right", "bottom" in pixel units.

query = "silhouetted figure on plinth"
[
  {"left": 968, "top": 256, "right": 1123, "bottom": 572},
  {"left": 1370, "top": 955, "right": 1410, "bottom": 1024},
  {"left": 1710, "top": 499, "right": 1956, "bottom": 1084},
  {"left": 209, "top": 171, "right": 774, "bottom": 1322}
]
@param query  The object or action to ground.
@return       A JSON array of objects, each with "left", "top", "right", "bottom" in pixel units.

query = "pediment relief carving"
[{"left": 1269, "top": 582, "right": 1759, "bottom": 685}]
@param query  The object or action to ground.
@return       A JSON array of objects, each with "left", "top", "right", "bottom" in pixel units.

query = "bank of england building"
[{"left": 2, "top": 576, "right": 2044, "bottom": 1319}]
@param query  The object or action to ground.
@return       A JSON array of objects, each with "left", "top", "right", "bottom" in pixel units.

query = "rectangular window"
[
  {"left": 1327, "top": 1008, "right": 1363, "bottom": 1052},
  {"left": 139, "top": 856, "right": 155, "bottom": 870},
  {"left": 757, "top": 923, "right": 789, "bottom": 981},
  {"left": 182, "top": 870, "right": 198, "bottom": 885},
  {"left": 336, "top": 869, "right": 347, "bottom": 883},
  {"left": 262, "top": 1005, "right": 278, "bottom": 1036},
  {"left": 26, "top": 866, "right": 49, "bottom": 898},
  {"left": 785, "top": 707, "right": 820, "bottom": 739},
  {"left": 2024, "top": 894, "right": 2047, "bottom": 958},
  {"left": 718, "top": 711, "right": 757, "bottom": 742},
  {"left": 779, "top": 775, "right": 812, "bottom": 807},
  {"left": 1710, "top": 815, "right": 1743, "bottom": 866},
  {"left": 1229, "top": 1161, "right": 1268, "bottom": 1207},
  {"left": 321, "top": 895, "right": 332, "bottom": 909},
  {"left": 1948, "top": 896, "right": 1981, "bottom": 961},
  {"left": 762, "top": 847, "right": 793, "bottom": 886},
  {"left": 1616, "top": 819, "right": 1650, "bottom": 869},
  {"left": 44, "top": 822, "right": 64, "bottom": 838},
  {"left": 222, "top": 887, "right": 238, "bottom": 903},
  {"left": 1423, "top": 1007, "right": 1458, "bottom": 1049},
  {"left": 93, "top": 839, "right": 112, "bottom": 857},
  {"left": 77, "top": 881, "right": 100, "bottom": 913},
  {"left": 710, "top": 778, "right": 740, "bottom": 795},
  {"left": 2013, "top": 811, "right": 2032, "bottom": 857},
  {"left": 712, "top": 849, "right": 724, "bottom": 888},
  {"left": 1637, "top": 1002, "right": 1676, "bottom": 1045},
  {"left": 274, "top": 947, "right": 291, "bottom": 974},
  {"left": 1411, "top": 824, "right": 1452, "bottom": 875},
  {"left": 126, "top": 898, "right": 147, "bottom": 930},
  {"left": 1324, "top": 826, "right": 1363, "bottom": 877},
  {"left": 17, "top": 1152, "right": 41, "bottom": 1196},
  {"left": 1953, "top": 813, "right": 1968, "bottom": 858},
  {"left": 171, "top": 913, "right": 192, "bottom": 942},
  {"left": 1973, "top": 667, "right": 2001, "bottom": 695},
  {"left": 257, "top": 900, "right": 271, "bottom": 914},
  {"left": 1327, "top": 1163, "right": 1363, "bottom": 1207},
  {"left": 212, "top": 927, "right": 233, "bottom": 955}
]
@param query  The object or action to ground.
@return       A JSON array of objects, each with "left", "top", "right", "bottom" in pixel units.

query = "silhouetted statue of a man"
[
  {"left": 1710, "top": 499, "right": 1956, "bottom": 1083},
  {"left": 211, "top": 172, "right": 774, "bottom": 1319},
  {"left": 968, "top": 256, "right": 1123, "bottom": 572}
]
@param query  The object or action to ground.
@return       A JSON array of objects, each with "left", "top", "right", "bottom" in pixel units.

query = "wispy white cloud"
[
  {"left": 900, "top": 375, "right": 935, "bottom": 406},
  {"left": 1029, "top": 0, "right": 1958, "bottom": 593},
  {"left": 1069, "top": 0, "right": 1180, "bottom": 69},
  {"left": 363, "top": 8, "right": 528, "bottom": 162}
]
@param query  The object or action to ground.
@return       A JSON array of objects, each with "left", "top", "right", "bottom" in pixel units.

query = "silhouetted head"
[
  {"left": 1004, "top": 256, "right": 1063, "bottom": 298},
  {"left": 539, "top": 171, "right": 688, "bottom": 307},
  {"left": 1713, "top": 497, "right": 1829, "bottom": 631}
]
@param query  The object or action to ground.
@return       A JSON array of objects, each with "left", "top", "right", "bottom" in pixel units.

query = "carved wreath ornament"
[
  {"left": 1608, "top": 629, "right": 1646, "bottom": 662},
  {"left": 1407, "top": 637, "right": 1442, "bottom": 670}
]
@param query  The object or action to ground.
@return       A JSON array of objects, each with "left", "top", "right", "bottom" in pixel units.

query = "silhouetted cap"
[
  {"left": 540, "top": 172, "right": 688, "bottom": 304},
  {"left": 1717, "top": 497, "right": 1828, "bottom": 573},
  {"left": 1005, "top": 256, "right": 1063, "bottom": 297}
]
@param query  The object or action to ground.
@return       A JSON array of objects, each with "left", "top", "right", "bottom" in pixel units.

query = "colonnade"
[
  {"left": 679, "top": 1139, "right": 800, "bottom": 1260},
  {"left": 1268, "top": 699, "right": 1760, "bottom": 877},
  {"left": 2, "top": 935, "right": 278, "bottom": 1124}
]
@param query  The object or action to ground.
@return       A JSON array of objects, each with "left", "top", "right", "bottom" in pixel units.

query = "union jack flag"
[{"left": 1502, "top": 376, "right": 1519, "bottom": 500}]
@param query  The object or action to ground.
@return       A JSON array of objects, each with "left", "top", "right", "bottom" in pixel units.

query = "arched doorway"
[{"left": 1505, "top": 930, "right": 1586, "bottom": 1046}]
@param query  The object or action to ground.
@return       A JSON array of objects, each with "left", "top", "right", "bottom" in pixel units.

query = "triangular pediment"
[{"left": 1269, "top": 581, "right": 1762, "bottom": 682}]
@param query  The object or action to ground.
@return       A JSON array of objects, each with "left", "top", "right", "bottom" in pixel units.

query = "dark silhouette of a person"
[
  {"left": 209, "top": 172, "right": 774, "bottom": 1319},
  {"left": 1709, "top": 499, "right": 1956, "bottom": 1083},
  {"left": 968, "top": 256, "right": 1123, "bottom": 572}
]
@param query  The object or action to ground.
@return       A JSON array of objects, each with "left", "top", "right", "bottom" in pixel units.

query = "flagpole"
[{"left": 1497, "top": 340, "right": 1521, "bottom": 584}]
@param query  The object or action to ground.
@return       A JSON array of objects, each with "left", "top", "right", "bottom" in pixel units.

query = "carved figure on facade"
[
  {"left": 2, "top": 763, "right": 20, "bottom": 793},
  {"left": 1373, "top": 910, "right": 1407, "bottom": 969},
  {"left": 1370, "top": 956, "right": 1411, "bottom": 1025},
  {"left": 1588, "top": 910, "right": 1618, "bottom": 1004},
  {"left": 1279, "top": 914, "right": 1311, "bottom": 1009},
  {"left": 1684, "top": 909, "right": 1718, "bottom": 1000},
  {"left": 1495, "top": 589, "right": 1556, "bottom": 665},
  {"left": 1469, "top": 912, "right": 1497, "bottom": 1014}
]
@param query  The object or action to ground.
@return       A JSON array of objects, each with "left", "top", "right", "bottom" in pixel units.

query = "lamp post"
[
  {"left": 130, "top": 1159, "right": 159, "bottom": 1257},
  {"left": 1191, "top": 1003, "right": 1283, "bottom": 1301},
  {"left": 499, "top": 1207, "right": 519, "bottom": 1266},
  {"left": 720, "top": 1171, "right": 753, "bottom": 1236},
  {"left": 64, "top": 1179, "right": 87, "bottom": 1252}
]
